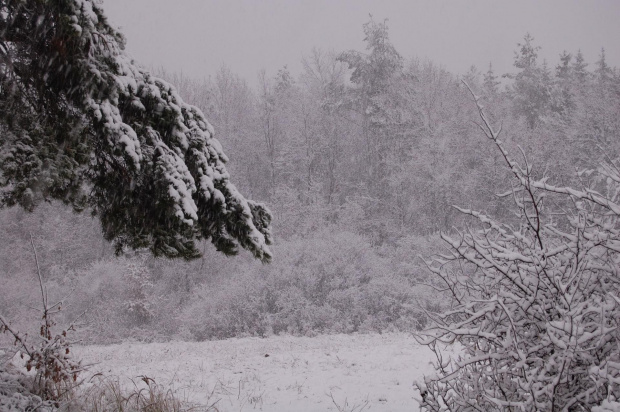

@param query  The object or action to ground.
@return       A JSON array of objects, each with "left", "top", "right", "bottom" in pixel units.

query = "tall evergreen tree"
[
  {"left": 0, "top": 0, "right": 272, "bottom": 261},
  {"left": 552, "top": 51, "right": 576, "bottom": 117},
  {"left": 572, "top": 50, "right": 589, "bottom": 83},
  {"left": 507, "top": 33, "right": 550, "bottom": 128},
  {"left": 556, "top": 51, "right": 572, "bottom": 79},
  {"left": 595, "top": 48, "right": 613, "bottom": 84},
  {"left": 338, "top": 17, "right": 408, "bottom": 200},
  {"left": 483, "top": 62, "right": 501, "bottom": 96}
]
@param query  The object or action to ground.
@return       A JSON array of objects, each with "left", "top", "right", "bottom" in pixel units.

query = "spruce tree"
[
  {"left": 0, "top": 0, "right": 272, "bottom": 261},
  {"left": 552, "top": 51, "right": 576, "bottom": 117},
  {"left": 507, "top": 33, "right": 550, "bottom": 128},
  {"left": 483, "top": 62, "right": 501, "bottom": 96},
  {"left": 595, "top": 48, "right": 613, "bottom": 84},
  {"left": 572, "top": 50, "right": 589, "bottom": 83},
  {"left": 556, "top": 51, "right": 572, "bottom": 79},
  {"left": 338, "top": 17, "right": 407, "bottom": 202}
]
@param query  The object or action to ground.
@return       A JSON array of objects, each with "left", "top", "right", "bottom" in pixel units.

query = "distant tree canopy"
[{"left": 0, "top": 0, "right": 272, "bottom": 261}]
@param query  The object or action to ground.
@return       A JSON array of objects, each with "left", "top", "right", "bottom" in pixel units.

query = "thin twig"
[{"left": 30, "top": 233, "right": 47, "bottom": 310}]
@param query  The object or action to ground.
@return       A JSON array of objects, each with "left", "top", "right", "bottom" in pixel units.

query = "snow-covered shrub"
[
  {"left": 0, "top": 318, "right": 82, "bottom": 405},
  {"left": 180, "top": 229, "right": 426, "bottom": 340},
  {"left": 0, "top": 365, "right": 56, "bottom": 412},
  {"left": 416, "top": 89, "right": 620, "bottom": 410},
  {"left": 182, "top": 274, "right": 272, "bottom": 340},
  {"left": 69, "top": 257, "right": 163, "bottom": 343},
  {"left": 0, "top": 240, "right": 82, "bottom": 405},
  {"left": 72, "top": 375, "right": 211, "bottom": 411},
  {"left": 123, "top": 257, "right": 154, "bottom": 326}
]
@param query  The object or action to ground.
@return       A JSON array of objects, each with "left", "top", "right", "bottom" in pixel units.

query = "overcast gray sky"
[{"left": 101, "top": 0, "right": 620, "bottom": 85}]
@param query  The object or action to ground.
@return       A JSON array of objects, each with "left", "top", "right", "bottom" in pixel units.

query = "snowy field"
[{"left": 74, "top": 333, "right": 443, "bottom": 412}]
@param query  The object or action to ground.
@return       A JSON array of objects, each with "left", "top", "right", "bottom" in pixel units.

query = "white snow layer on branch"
[
  {"left": 416, "top": 84, "right": 620, "bottom": 411},
  {"left": 69, "top": 0, "right": 271, "bottom": 257}
]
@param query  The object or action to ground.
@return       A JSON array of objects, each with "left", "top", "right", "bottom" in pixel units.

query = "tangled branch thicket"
[
  {"left": 0, "top": 237, "right": 83, "bottom": 409},
  {"left": 416, "top": 84, "right": 620, "bottom": 411}
]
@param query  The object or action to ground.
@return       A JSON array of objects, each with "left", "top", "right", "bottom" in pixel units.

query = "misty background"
[{"left": 102, "top": 0, "right": 620, "bottom": 85}]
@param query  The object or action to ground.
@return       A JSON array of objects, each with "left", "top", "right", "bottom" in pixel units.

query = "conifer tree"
[
  {"left": 556, "top": 51, "right": 572, "bottom": 79},
  {"left": 0, "top": 0, "right": 272, "bottom": 261},
  {"left": 483, "top": 62, "right": 501, "bottom": 96},
  {"left": 572, "top": 50, "right": 589, "bottom": 83},
  {"left": 338, "top": 17, "right": 408, "bottom": 204},
  {"left": 552, "top": 51, "right": 576, "bottom": 117},
  {"left": 507, "top": 33, "right": 550, "bottom": 128},
  {"left": 595, "top": 48, "right": 613, "bottom": 84}
]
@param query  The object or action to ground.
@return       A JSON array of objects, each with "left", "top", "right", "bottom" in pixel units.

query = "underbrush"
[
  {"left": 70, "top": 375, "right": 215, "bottom": 412},
  {"left": 0, "top": 238, "right": 208, "bottom": 411},
  {"left": 0, "top": 365, "right": 56, "bottom": 411},
  {"left": 17, "top": 229, "right": 439, "bottom": 344},
  {"left": 0, "top": 366, "right": 213, "bottom": 412},
  {"left": 178, "top": 230, "right": 437, "bottom": 341},
  {"left": 1, "top": 199, "right": 442, "bottom": 345}
]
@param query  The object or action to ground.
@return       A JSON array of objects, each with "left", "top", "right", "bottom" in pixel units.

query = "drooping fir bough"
[{"left": 0, "top": 0, "right": 272, "bottom": 261}]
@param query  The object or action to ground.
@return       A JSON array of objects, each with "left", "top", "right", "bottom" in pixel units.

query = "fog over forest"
[{"left": 2, "top": 1, "right": 620, "bottom": 410}]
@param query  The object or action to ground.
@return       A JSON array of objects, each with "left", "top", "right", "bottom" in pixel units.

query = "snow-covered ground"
[{"left": 74, "top": 333, "right": 443, "bottom": 411}]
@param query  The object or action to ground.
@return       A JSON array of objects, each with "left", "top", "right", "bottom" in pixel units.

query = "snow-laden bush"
[
  {"left": 0, "top": 239, "right": 82, "bottom": 408},
  {"left": 180, "top": 230, "right": 428, "bottom": 340},
  {"left": 67, "top": 257, "right": 167, "bottom": 344},
  {"left": 416, "top": 88, "right": 620, "bottom": 410},
  {"left": 0, "top": 365, "right": 56, "bottom": 412}
]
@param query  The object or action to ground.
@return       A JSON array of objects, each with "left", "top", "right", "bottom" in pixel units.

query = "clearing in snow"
[{"left": 75, "top": 333, "right": 445, "bottom": 411}]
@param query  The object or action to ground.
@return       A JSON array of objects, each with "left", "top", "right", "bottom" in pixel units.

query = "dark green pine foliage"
[{"left": 0, "top": 0, "right": 272, "bottom": 261}]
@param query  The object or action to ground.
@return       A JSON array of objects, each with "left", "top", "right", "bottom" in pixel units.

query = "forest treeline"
[{"left": 2, "top": 20, "right": 619, "bottom": 343}]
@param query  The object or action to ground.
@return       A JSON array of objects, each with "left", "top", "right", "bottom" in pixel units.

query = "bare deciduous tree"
[{"left": 416, "top": 84, "right": 620, "bottom": 411}]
